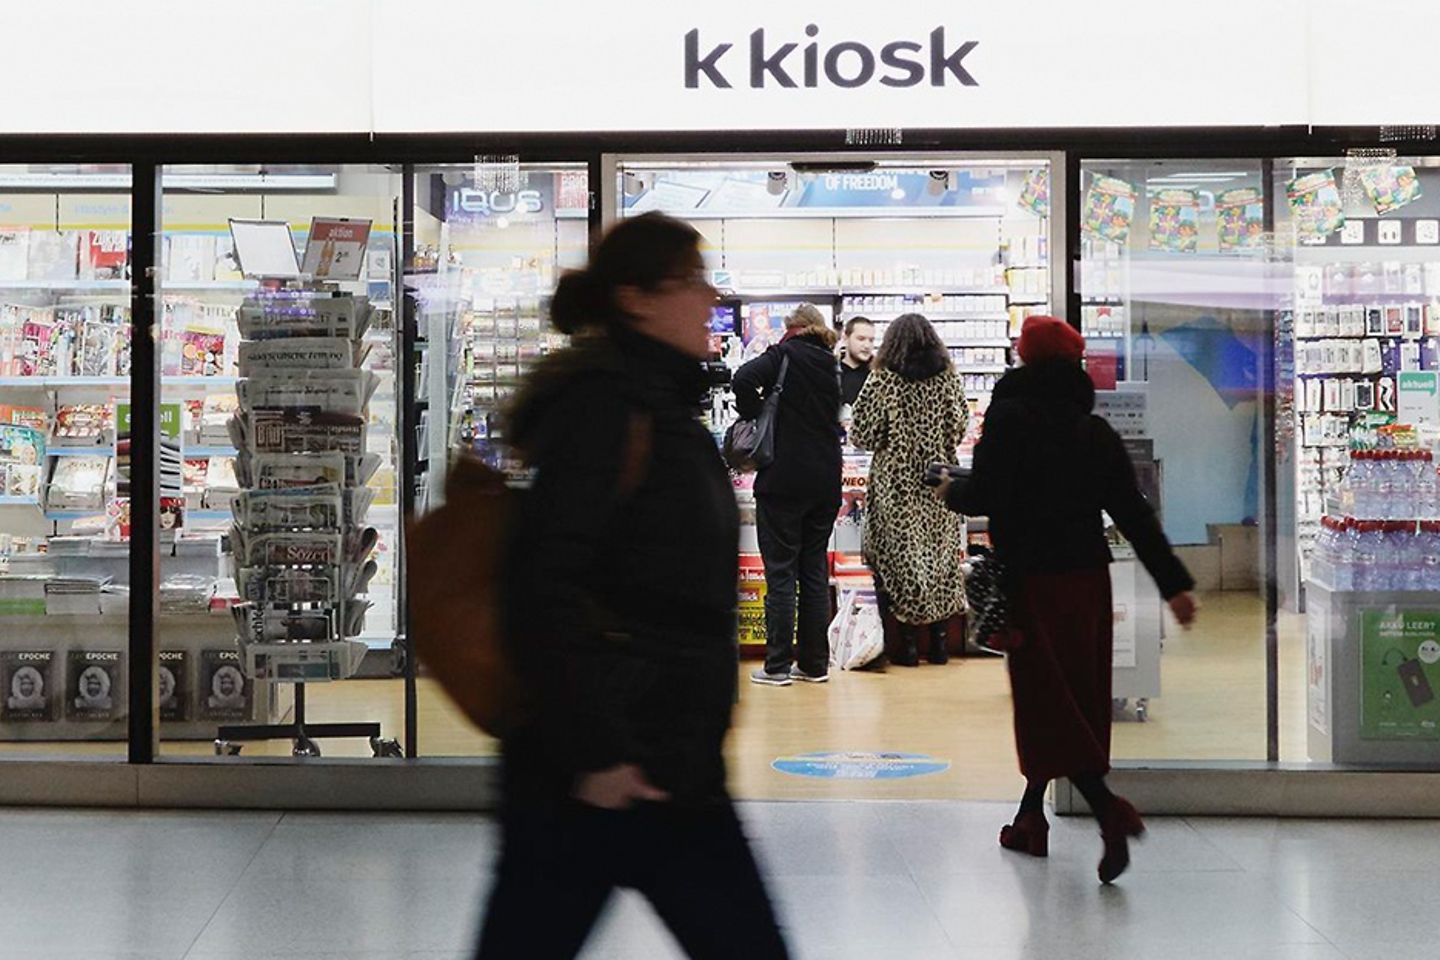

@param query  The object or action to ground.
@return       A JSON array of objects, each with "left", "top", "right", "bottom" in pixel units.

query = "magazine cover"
[
  {"left": 180, "top": 329, "right": 226, "bottom": 377},
  {"left": 27, "top": 231, "right": 79, "bottom": 281},
  {"left": 1361, "top": 164, "right": 1422, "bottom": 216},
  {"left": 0, "top": 227, "right": 29, "bottom": 281},
  {"left": 1217, "top": 188, "right": 1266, "bottom": 251},
  {"left": 0, "top": 423, "right": 45, "bottom": 467},
  {"left": 1287, "top": 170, "right": 1345, "bottom": 242},
  {"left": 80, "top": 321, "right": 118, "bottom": 376},
  {"left": 66, "top": 650, "right": 122, "bottom": 722},
  {"left": 1, "top": 650, "right": 56, "bottom": 722},
  {"left": 1082, "top": 175, "right": 1137, "bottom": 243},
  {"left": 199, "top": 648, "right": 250, "bottom": 721},
  {"left": 83, "top": 231, "right": 128, "bottom": 280},
  {"left": 1017, "top": 168, "right": 1049, "bottom": 218},
  {"left": 1148, "top": 188, "right": 1200, "bottom": 253},
  {"left": 19, "top": 319, "right": 53, "bottom": 376},
  {"left": 158, "top": 649, "right": 188, "bottom": 722}
]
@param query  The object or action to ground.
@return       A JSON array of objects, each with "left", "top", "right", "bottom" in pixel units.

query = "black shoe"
[
  {"left": 892, "top": 625, "right": 921, "bottom": 667},
  {"left": 927, "top": 623, "right": 949, "bottom": 665}
]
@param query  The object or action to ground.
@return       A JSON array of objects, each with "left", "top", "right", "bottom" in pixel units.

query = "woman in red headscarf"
[{"left": 941, "top": 316, "right": 1198, "bottom": 884}]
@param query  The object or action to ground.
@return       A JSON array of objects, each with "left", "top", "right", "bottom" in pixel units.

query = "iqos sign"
[{"left": 684, "top": 26, "right": 979, "bottom": 90}]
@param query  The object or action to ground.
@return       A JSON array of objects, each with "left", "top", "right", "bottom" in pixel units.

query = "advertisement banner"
[{"left": 1359, "top": 609, "right": 1440, "bottom": 741}]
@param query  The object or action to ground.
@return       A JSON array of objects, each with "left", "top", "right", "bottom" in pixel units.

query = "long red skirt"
[{"left": 1006, "top": 567, "right": 1113, "bottom": 783}]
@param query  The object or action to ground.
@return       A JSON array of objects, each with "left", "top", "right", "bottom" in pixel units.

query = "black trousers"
[
  {"left": 756, "top": 495, "right": 837, "bottom": 676},
  {"left": 476, "top": 799, "right": 790, "bottom": 960}
]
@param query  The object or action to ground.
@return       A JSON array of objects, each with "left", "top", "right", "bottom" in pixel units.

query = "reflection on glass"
[
  {"left": 1079, "top": 159, "right": 1270, "bottom": 761},
  {"left": 159, "top": 165, "right": 404, "bottom": 758},
  {"left": 0, "top": 164, "right": 132, "bottom": 756},
  {"left": 409, "top": 163, "right": 588, "bottom": 757}
]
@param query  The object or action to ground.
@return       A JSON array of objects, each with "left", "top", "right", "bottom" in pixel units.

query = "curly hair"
[{"left": 874, "top": 313, "right": 951, "bottom": 381}]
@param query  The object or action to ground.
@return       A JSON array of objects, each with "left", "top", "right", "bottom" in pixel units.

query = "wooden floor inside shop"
[{"left": 4, "top": 592, "right": 1309, "bottom": 801}]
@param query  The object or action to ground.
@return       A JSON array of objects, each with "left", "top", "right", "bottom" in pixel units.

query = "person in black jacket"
[
  {"left": 478, "top": 213, "right": 789, "bottom": 959},
  {"left": 943, "top": 315, "right": 1198, "bottom": 885},
  {"left": 732, "top": 304, "right": 843, "bottom": 686}
]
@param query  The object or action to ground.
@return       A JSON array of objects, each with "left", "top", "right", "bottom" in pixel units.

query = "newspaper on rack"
[
  {"left": 244, "top": 452, "right": 348, "bottom": 490},
  {"left": 231, "top": 602, "right": 337, "bottom": 643},
  {"left": 241, "top": 531, "right": 343, "bottom": 568},
  {"left": 232, "top": 485, "right": 344, "bottom": 531},
  {"left": 237, "top": 564, "right": 343, "bottom": 606},
  {"left": 237, "top": 370, "right": 377, "bottom": 416},
  {"left": 236, "top": 294, "right": 373, "bottom": 341},
  {"left": 245, "top": 408, "right": 366, "bottom": 456},
  {"left": 238, "top": 337, "right": 364, "bottom": 377}
]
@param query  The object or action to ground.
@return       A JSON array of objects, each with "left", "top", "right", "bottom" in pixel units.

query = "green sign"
[
  {"left": 1360, "top": 609, "right": 1440, "bottom": 740},
  {"left": 115, "top": 402, "right": 182, "bottom": 440}
]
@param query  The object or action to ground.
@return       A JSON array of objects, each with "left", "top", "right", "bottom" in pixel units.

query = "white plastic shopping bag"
[{"left": 830, "top": 589, "right": 884, "bottom": 671}]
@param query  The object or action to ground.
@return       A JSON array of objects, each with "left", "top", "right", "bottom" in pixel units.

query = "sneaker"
[
  {"left": 750, "top": 668, "right": 793, "bottom": 687},
  {"left": 789, "top": 666, "right": 829, "bottom": 683}
]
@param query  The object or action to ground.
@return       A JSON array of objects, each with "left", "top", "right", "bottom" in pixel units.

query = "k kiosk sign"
[{"left": 0, "top": 0, "right": 1437, "bottom": 134}]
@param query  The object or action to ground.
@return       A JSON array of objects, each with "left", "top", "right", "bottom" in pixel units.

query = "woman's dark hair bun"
[{"left": 550, "top": 268, "right": 608, "bottom": 335}]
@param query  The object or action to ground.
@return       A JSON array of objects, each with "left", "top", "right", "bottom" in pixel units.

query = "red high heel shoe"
[
  {"left": 1098, "top": 796, "right": 1145, "bottom": 884},
  {"left": 998, "top": 811, "right": 1049, "bottom": 858}
]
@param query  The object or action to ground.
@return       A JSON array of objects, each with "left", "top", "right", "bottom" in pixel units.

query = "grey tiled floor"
[{"left": 0, "top": 802, "right": 1431, "bottom": 959}]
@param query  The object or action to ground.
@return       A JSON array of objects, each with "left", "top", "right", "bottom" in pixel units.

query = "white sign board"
[{"left": 1398, "top": 371, "right": 1440, "bottom": 427}]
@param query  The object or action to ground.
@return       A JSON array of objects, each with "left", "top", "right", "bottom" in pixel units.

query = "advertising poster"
[
  {"left": 1148, "top": 188, "right": 1200, "bottom": 253},
  {"left": 1082, "top": 175, "right": 1137, "bottom": 244},
  {"left": 1287, "top": 170, "right": 1345, "bottom": 242},
  {"left": 199, "top": 648, "right": 251, "bottom": 722},
  {"left": 1, "top": 650, "right": 56, "bottom": 722},
  {"left": 66, "top": 650, "right": 122, "bottom": 722},
  {"left": 737, "top": 555, "right": 768, "bottom": 646},
  {"left": 159, "top": 649, "right": 188, "bottom": 722},
  {"left": 1017, "top": 168, "right": 1049, "bottom": 218},
  {"left": 1359, "top": 610, "right": 1440, "bottom": 740},
  {"left": 741, "top": 304, "right": 786, "bottom": 361},
  {"left": 301, "top": 218, "right": 372, "bottom": 280},
  {"left": 1217, "top": 187, "right": 1266, "bottom": 251},
  {"left": 1360, "top": 165, "right": 1422, "bottom": 216}
]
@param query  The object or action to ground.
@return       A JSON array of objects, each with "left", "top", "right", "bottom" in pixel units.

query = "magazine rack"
[{"left": 213, "top": 282, "right": 398, "bottom": 758}]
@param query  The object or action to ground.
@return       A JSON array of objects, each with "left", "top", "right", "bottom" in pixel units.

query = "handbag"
[
  {"left": 964, "top": 553, "right": 1020, "bottom": 652},
  {"left": 724, "top": 353, "right": 789, "bottom": 472}
]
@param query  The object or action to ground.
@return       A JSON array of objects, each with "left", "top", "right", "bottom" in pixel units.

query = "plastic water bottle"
[
  {"left": 1353, "top": 521, "right": 1384, "bottom": 591},
  {"left": 1421, "top": 521, "right": 1440, "bottom": 591},
  {"left": 1375, "top": 451, "right": 1397, "bottom": 520},
  {"left": 1333, "top": 518, "right": 1356, "bottom": 590},
  {"left": 1398, "top": 521, "right": 1426, "bottom": 591},
  {"left": 1416, "top": 451, "right": 1439, "bottom": 520},
  {"left": 1349, "top": 450, "right": 1374, "bottom": 519}
]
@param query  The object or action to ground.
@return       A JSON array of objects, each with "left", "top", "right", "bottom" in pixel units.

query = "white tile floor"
[{"left": 0, "top": 802, "right": 1431, "bottom": 960}]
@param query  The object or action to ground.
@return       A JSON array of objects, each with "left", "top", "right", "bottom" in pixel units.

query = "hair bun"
[{"left": 550, "top": 269, "right": 608, "bottom": 335}]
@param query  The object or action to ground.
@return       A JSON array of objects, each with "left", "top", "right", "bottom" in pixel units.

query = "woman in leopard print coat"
[{"left": 850, "top": 313, "right": 969, "bottom": 666}]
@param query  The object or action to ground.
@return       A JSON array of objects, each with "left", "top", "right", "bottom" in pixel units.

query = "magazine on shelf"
[
  {"left": 167, "top": 235, "right": 217, "bottom": 283},
  {"left": 6, "top": 463, "right": 41, "bottom": 498},
  {"left": 52, "top": 404, "right": 112, "bottom": 445},
  {"left": 247, "top": 408, "right": 366, "bottom": 456},
  {"left": 27, "top": 231, "right": 79, "bottom": 281},
  {"left": 158, "top": 649, "right": 188, "bottom": 722},
  {"left": 238, "top": 337, "right": 357, "bottom": 376},
  {"left": 65, "top": 650, "right": 122, "bottom": 722},
  {"left": 82, "top": 230, "right": 127, "bottom": 281},
  {"left": 1, "top": 650, "right": 55, "bottom": 722},
  {"left": 46, "top": 456, "right": 111, "bottom": 510},
  {"left": 198, "top": 648, "right": 250, "bottom": 721},
  {"left": 0, "top": 227, "right": 30, "bottom": 281}
]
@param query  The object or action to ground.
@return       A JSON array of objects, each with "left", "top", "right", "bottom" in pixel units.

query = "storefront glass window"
[
  {"left": 1080, "top": 160, "right": 1273, "bottom": 762},
  {"left": 1275, "top": 156, "right": 1440, "bottom": 768},
  {"left": 407, "top": 162, "right": 589, "bottom": 758},
  {"left": 0, "top": 164, "right": 132, "bottom": 757},
  {"left": 158, "top": 164, "right": 405, "bottom": 759}
]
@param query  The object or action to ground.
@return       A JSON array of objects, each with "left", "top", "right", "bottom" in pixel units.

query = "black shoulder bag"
[{"left": 724, "top": 353, "right": 789, "bottom": 472}]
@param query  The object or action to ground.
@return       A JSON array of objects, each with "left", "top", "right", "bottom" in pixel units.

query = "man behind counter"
[{"left": 839, "top": 316, "right": 876, "bottom": 408}]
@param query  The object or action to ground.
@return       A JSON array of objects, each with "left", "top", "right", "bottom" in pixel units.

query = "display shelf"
[
  {"left": 0, "top": 376, "right": 127, "bottom": 389},
  {"left": 940, "top": 339, "right": 1014, "bottom": 348},
  {"left": 185, "top": 446, "right": 238, "bottom": 458},
  {"left": 1008, "top": 297, "right": 1050, "bottom": 305},
  {"left": 953, "top": 365, "right": 1009, "bottom": 374},
  {"left": 0, "top": 495, "right": 40, "bottom": 507},
  {"left": 186, "top": 510, "right": 232, "bottom": 523},
  {"left": 44, "top": 509, "right": 102, "bottom": 521},
  {"left": 738, "top": 286, "right": 1013, "bottom": 298},
  {"left": 163, "top": 376, "right": 238, "bottom": 390},
  {"left": 48, "top": 446, "right": 113, "bottom": 457},
  {"left": 0, "top": 279, "right": 130, "bottom": 292},
  {"left": 161, "top": 280, "right": 257, "bottom": 291}
]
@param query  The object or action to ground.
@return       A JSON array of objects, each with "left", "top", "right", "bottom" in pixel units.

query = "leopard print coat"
[{"left": 850, "top": 366, "right": 969, "bottom": 625}]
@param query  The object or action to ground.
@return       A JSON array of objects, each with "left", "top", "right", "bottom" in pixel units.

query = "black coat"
[
  {"left": 951, "top": 361, "right": 1193, "bottom": 600},
  {"left": 503, "top": 327, "right": 740, "bottom": 806},
  {"left": 732, "top": 333, "right": 843, "bottom": 504}
]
